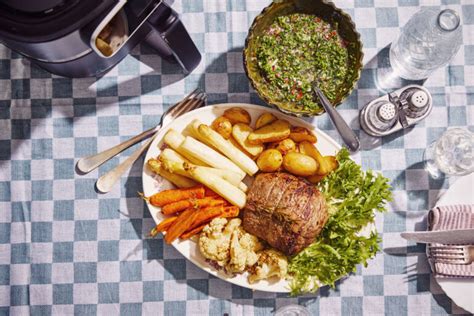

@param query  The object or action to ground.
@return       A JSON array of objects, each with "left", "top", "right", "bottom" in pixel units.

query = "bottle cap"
[{"left": 438, "top": 9, "right": 460, "bottom": 32}]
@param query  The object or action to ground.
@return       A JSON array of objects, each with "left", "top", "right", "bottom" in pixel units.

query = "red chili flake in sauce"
[{"left": 296, "top": 90, "right": 304, "bottom": 100}]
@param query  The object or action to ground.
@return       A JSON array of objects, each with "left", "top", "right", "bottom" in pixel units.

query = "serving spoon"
[{"left": 313, "top": 84, "right": 360, "bottom": 152}]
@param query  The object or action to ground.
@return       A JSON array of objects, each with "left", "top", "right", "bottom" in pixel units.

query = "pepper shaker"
[{"left": 359, "top": 85, "right": 432, "bottom": 137}]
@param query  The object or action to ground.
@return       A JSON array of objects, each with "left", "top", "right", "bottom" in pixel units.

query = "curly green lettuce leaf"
[{"left": 288, "top": 148, "right": 392, "bottom": 295}]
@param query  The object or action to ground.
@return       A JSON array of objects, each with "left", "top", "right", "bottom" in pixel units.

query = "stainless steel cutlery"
[
  {"left": 400, "top": 229, "right": 474, "bottom": 245},
  {"left": 428, "top": 245, "right": 473, "bottom": 265},
  {"left": 77, "top": 89, "right": 207, "bottom": 193}
]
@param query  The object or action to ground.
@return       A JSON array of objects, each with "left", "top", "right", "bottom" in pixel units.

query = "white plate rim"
[
  {"left": 142, "top": 103, "right": 342, "bottom": 293},
  {"left": 433, "top": 173, "right": 474, "bottom": 313}
]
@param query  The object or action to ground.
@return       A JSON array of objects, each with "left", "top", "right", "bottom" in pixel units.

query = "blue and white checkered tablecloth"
[{"left": 0, "top": 0, "right": 473, "bottom": 315}]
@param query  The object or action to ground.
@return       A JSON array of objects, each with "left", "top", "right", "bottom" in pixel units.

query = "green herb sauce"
[{"left": 256, "top": 13, "right": 355, "bottom": 112}]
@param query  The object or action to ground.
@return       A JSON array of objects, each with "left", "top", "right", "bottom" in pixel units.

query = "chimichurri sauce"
[{"left": 256, "top": 13, "right": 354, "bottom": 112}]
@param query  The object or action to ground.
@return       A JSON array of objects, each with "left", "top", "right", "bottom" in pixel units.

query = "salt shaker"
[
  {"left": 389, "top": 8, "right": 462, "bottom": 80},
  {"left": 359, "top": 85, "right": 432, "bottom": 137}
]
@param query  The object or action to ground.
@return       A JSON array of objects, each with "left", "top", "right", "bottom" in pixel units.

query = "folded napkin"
[{"left": 428, "top": 204, "right": 474, "bottom": 278}]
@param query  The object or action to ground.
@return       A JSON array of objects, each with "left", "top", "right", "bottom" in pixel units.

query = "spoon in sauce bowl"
[{"left": 312, "top": 83, "right": 360, "bottom": 152}]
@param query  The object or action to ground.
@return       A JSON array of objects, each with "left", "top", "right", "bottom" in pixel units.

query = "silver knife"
[{"left": 400, "top": 229, "right": 474, "bottom": 244}]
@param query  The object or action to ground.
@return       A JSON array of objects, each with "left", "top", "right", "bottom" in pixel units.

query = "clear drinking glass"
[
  {"left": 424, "top": 128, "right": 474, "bottom": 178},
  {"left": 275, "top": 305, "right": 311, "bottom": 316}
]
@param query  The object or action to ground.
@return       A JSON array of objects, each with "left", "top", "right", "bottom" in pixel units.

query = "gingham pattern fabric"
[{"left": 0, "top": 0, "right": 473, "bottom": 315}]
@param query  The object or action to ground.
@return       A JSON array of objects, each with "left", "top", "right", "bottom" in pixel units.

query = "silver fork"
[
  {"left": 95, "top": 91, "right": 207, "bottom": 193},
  {"left": 428, "top": 245, "right": 474, "bottom": 265},
  {"left": 77, "top": 88, "right": 201, "bottom": 174}
]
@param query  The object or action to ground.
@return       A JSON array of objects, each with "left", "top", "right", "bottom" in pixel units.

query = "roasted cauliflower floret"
[
  {"left": 228, "top": 227, "right": 264, "bottom": 273},
  {"left": 198, "top": 218, "right": 241, "bottom": 266},
  {"left": 199, "top": 217, "right": 286, "bottom": 282},
  {"left": 248, "top": 249, "right": 288, "bottom": 283}
]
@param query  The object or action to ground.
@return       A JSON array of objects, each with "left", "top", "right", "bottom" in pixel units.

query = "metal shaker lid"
[
  {"left": 401, "top": 87, "right": 432, "bottom": 118},
  {"left": 377, "top": 102, "right": 397, "bottom": 122},
  {"left": 409, "top": 90, "right": 429, "bottom": 108},
  {"left": 360, "top": 100, "right": 399, "bottom": 135}
]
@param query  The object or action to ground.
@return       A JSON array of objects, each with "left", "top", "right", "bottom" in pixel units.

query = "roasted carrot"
[
  {"left": 184, "top": 205, "right": 239, "bottom": 235},
  {"left": 148, "top": 186, "right": 205, "bottom": 207},
  {"left": 208, "top": 199, "right": 227, "bottom": 207},
  {"left": 161, "top": 197, "right": 225, "bottom": 215},
  {"left": 180, "top": 224, "right": 207, "bottom": 240},
  {"left": 149, "top": 216, "right": 177, "bottom": 237},
  {"left": 161, "top": 200, "right": 192, "bottom": 215},
  {"left": 204, "top": 187, "right": 220, "bottom": 198},
  {"left": 164, "top": 208, "right": 199, "bottom": 244},
  {"left": 220, "top": 206, "right": 240, "bottom": 218},
  {"left": 157, "top": 216, "right": 177, "bottom": 232},
  {"left": 187, "top": 205, "right": 224, "bottom": 230}
]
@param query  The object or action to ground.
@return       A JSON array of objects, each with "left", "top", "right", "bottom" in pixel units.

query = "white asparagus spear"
[
  {"left": 158, "top": 158, "right": 188, "bottom": 177},
  {"left": 146, "top": 158, "right": 197, "bottom": 188},
  {"left": 237, "top": 181, "right": 248, "bottom": 192},
  {"left": 197, "top": 124, "right": 259, "bottom": 176},
  {"left": 187, "top": 119, "right": 208, "bottom": 143},
  {"left": 160, "top": 148, "right": 245, "bottom": 184},
  {"left": 159, "top": 159, "right": 246, "bottom": 208},
  {"left": 179, "top": 136, "right": 245, "bottom": 177},
  {"left": 184, "top": 163, "right": 246, "bottom": 208},
  {"left": 160, "top": 148, "right": 189, "bottom": 163},
  {"left": 163, "top": 129, "right": 208, "bottom": 166}
]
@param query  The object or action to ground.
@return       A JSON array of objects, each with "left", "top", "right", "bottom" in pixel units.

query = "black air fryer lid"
[
  {"left": 1, "top": 0, "right": 70, "bottom": 13},
  {"left": 0, "top": 0, "right": 117, "bottom": 42}
]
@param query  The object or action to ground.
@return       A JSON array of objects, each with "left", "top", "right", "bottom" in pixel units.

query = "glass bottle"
[{"left": 389, "top": 8, "right": 462, "bottom": 80}]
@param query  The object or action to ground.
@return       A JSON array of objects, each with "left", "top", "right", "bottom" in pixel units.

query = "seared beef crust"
[{"left": 242, "top": 172, "right": 328, "bottom": 256}]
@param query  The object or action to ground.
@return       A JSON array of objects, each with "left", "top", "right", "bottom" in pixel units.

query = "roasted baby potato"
[
  {"left": 282, "top": 152, "right": 318, "bottom": 177},
  {"left": 257, "top": 149, "right": 283, "bottom": 172},
  {"left": 232, "top": 123, "right": 264, "bottom": 157},
  {"left": 274, "top": 138, "right": 296, "bottom": 155},
  {"left": 306, "top": 174, "right": 326, "bottom": 184},
  {"left": 247, "top": 120, "right": 291, "bottom": 144},
  {"left": 289, "top": 126, "right": 317, "bottom": 143},
  {"left": 265, "top": 142, "right": 278, "bottom": 150},
  {"left": 299, "top": 141, "right": 330, "bottom": 176},
  {"left": 228, "top": 136, "right": 253, "bottom": 158},
  {"left": 211, "top": 116, "right": 233, "bottom": 139},
  {"left": 324, "top": 155, "right": 339, "bottom": 173},
  {"left": 223, "top": 107, "right": 251, "bottom": 125},
  {"left": 255, "top": 112, "right": 277, "bottom": 129}
]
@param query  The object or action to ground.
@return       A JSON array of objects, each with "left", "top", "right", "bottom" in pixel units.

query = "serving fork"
[
  {"left": 428, "top": 245, "right": 474, "bottom": 265},
  {"left": 91, "top": 90, "right": 206, "bottom": 193}
]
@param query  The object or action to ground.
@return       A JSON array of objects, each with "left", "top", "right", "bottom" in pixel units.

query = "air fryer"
[{"left": 0, "top": 0, "right": 201, "bottom": 77}]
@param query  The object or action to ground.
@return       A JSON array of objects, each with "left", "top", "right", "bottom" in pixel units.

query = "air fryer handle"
[{"left": 144, "top": 3, "right": 201, "bottom": 73}]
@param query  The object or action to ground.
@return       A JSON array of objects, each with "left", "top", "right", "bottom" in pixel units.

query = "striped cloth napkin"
[{"left": 428, "top": 204, "right": 474, "bottom": 278}]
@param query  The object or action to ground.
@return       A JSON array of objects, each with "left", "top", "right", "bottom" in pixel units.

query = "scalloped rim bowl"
[{"left": 243, "top": 0, "right": 364, "bottom": 117}]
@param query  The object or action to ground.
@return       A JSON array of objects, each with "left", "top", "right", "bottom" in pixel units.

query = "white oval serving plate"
[{"left": 142, "top": 103, "right": 341, "bottom": 292}]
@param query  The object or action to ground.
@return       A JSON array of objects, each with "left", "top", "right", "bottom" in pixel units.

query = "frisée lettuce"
[{"left": 288, "top": 148, "right": 392, "bottom": 295}]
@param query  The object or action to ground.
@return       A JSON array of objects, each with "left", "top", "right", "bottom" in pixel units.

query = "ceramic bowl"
[{"left": 243, "top": 0, "right": 363, "bottom": 116}]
